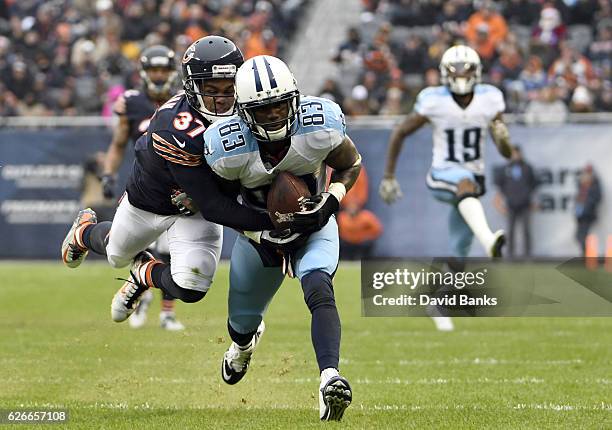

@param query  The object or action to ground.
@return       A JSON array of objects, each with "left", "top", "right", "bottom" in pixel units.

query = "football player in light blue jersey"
[
  {"left": 379, "top": 45, "right": 512, "bottom": 331},
  {"left": 203, "top": 55, "right": 361, "bottom": 422}
]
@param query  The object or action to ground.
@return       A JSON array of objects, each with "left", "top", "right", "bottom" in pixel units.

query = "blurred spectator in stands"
[
  {"left": 212, "top": 3, "right": 245, "bottom": 38},
  {"left": 339, "top": 204, "right": 383, "bottom": 260},
  {"left": 318, "top": 78, "right": 345, "bottom": 111},
  {"left": 242, "top": 1, "right": 278, "bottom": 58},
  {"left": 530, "top": 5, "right": 566, "bottom": 68},
  {"left": 387, "top": 0, "right": 439, "bottom": 27},
  {"left": 380, "top": 86, "right": 405, "bottom": 115},
  {"left": 465, "top": 0, "right": 508, "bottom": 62},
  {"left": 503, "top": 0, "right": 540, "bottom": 26},
  {"left": 426, "top": 26, "right": 451, "bottom": 70},
  {"left": 493, "top": 146, "right": 538, "bottom": 258},
  {"left": 0, "top": 84, "right": 19, "bottom": 116},
  {"left": 243, "top": 27, "right": 278, "bottom": 59},
  {"left": 524, "top": 84, "right": 568, "bottom": 124},
  {"left": 490, "top": 41, "right": 524, "bottom": 110},
  {"left": 337, "top": 167, "right": 383, "bottom": 260},
  {"left": 491, "top": 41, "right": 524, "bottom": 83},
  {"left": 50, "top": 87, "right": 78, "bottom": 116},
  {"left": 570, "top": 84, "right": 595, "bottom": 112},
  {"left": 595, "top": 0, "right": 612, "bottom": 22},
  {"left": 396, "top": 35, "right": 428, "bottom": 76},
  {"left": 344, "top": 84, "right": 374, "bottom": 116},
  {"left": 332, "top": 27, "right": 364, "bottom": 64},
  {"left": 588, "top": 19, "right": 612, "bottom": 81},
  {"left": 469, "top": 22, "right": 498, "bottom": 66},
  {"left": 436, "top": 0, "right": 471, "bottom": 37},
  {"left": 122, "top": 2, "right": 154, "bottom": 41},
  {"left": 594, "top": 79, "right": 612, "bottom": 110},
  {"left": 519, "top": 55, "right": 548, "bottom": 92},
  {"left": 72, "top": 40, "right": 104, "bottom": 114},
  {"left": 3, "top": 60, "right": 33, "bottom": 100},
  {"left": 548, "top": 40, "right": 596, "bottom": 97},
  {"left": 575, "top": 163, "right": 602, "bottom": 256},
  {"left": 362, "top": 70, "right": 388, "bottom": 111}
]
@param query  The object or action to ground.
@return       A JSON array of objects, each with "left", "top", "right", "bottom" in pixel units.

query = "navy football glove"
[
  {"left": 291, "top": 192, "right": 339, "bottom": 233},
  {"left": 101, "top": 174, "right": 116, "bottom": 199}
]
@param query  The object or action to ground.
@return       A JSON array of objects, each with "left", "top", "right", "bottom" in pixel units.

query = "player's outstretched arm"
[
  {"left": 102, "top": 97, "right": 130, "bottom": 198},
  {"left": 379, "top": 112, "right": 428, "bottom": 204},
  {"left": 169, "top": 161, "right": 274, "bottom": 231},
  {"left": 490, "top": 113, "right": 512, "bottom": 159},
  {"left": 291, "top": 136, "right": 362, "bottom": 234}
]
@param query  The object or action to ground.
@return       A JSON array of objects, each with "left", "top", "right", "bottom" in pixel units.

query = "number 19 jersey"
[{"left": 414, "top": 84, "right": 505, "bottom": 175}]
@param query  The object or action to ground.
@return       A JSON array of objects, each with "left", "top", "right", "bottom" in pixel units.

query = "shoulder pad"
[{"left": 298, "top": 96, "right": 346, "bottom": 136}]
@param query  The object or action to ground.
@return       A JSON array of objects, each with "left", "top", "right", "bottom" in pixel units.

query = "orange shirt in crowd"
[
  {"left": 341, "top": 167, "right": 369, "bottom": 210},
  {"left": 244, "top": 31, "right": 278, "bottom": 59},
  {"left": 464, "top": 11, "right": 508, "bottom": 59},
  {"left": 338, "top": 209, "right": 383, "bottom": 245}
]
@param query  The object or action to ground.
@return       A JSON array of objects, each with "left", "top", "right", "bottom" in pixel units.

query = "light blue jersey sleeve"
[{"left": 203, "top": 116, "right": 254, "bottom": 180}]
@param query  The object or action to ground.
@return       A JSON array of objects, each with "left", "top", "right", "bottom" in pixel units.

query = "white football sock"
[
  {"left": 457, "top": 197, "right": 495, "bottom": 250},
  {"left": 320, "top": 367, "right": 339, "bottom": 384}
]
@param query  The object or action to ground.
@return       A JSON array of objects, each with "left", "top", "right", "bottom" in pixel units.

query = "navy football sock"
[
  {"left": 81, "top": 222, "right": 112, "bottom": 255},
  {"left": 301, "top": 270, "right": 341, "bottom": 372},
  {"left": 227, "top": 319, "right": 258, "bottom": 347}
]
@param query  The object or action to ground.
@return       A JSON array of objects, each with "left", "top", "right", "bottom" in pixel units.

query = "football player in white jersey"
[
  {"left": 203, "top": 55, "right": 359, "bottom": 421},
  {"left": 379, "top": 45, "right": 512, "bottom": 330}
]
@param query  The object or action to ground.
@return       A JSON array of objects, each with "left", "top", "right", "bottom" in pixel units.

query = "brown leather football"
[{"left": 267, "top": 171, "right": 311, "bottom": 229}]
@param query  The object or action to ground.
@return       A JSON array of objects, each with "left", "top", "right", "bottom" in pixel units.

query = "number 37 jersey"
[{"left": 414, "top": 84, "right": 505, "bottom": 175}]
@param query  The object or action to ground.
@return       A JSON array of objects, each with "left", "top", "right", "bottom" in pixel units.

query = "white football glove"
[
  {"left": 379, "top": 177, "right": 403, "bottom": 204},
  {"left": 244, "top": 229, "right": 304, "bottom": 251}
]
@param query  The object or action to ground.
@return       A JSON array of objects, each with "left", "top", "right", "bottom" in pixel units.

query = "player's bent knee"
[
  {"left": 106, "top": 253, "right": 131, "bottom": 269},
  {"left": 171, "top": 271, "right": 212, "bottom": 296},
  {"left": 301, "top": 270, "right": 336, "bottom": 313}
]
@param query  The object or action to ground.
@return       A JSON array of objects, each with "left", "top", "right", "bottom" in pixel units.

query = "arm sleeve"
[{"left": 168, "top": 161, "right": 274, "bottom": 231}]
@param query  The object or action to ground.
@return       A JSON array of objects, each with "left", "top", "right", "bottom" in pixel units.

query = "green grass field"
[{"left": 0, "top": 261, "right": 610, "bottom": 429}]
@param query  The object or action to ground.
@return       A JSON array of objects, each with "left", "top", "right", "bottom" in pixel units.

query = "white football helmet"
[
  {"left": 439, "top": 45, "right": 482, "bottom": 95},
  {"left": 235, "top": 55, "right": 300, "bottom": 141}
]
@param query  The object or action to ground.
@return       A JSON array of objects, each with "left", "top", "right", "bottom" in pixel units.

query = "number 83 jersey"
[
  {"left": 203, "top": 96, "right": 345, "bottom": 208},
  {"left": 414, "top": 84, "right": 505, "bottom": 175}
]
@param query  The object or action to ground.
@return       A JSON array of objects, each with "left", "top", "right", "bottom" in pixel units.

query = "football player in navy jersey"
[
  {"left": 61, "top": 36, "right": 284, "bottom": 324},
  {"left": 100, "top": 44, "right": 186, "bottom": 331}
]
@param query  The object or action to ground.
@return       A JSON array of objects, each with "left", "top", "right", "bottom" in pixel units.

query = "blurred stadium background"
[
  {"left": 1, "top": 0, "right": 611, "bottom": 259},
  {"left": 1, "top": 1, "right": 611, "bottom": 428}
]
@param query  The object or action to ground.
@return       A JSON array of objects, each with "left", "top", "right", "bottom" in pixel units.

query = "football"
[{"left": 267, "top": 171, "right": 311, "bottom": 229}]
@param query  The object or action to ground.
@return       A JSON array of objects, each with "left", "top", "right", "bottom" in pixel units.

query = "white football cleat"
[
  {"left": 159, "top": 311, "right": 185, "bottom": 331},
  {"left": 319, "top": 368, "right": 352, "bottom": 421},
  {"left": 111, "top": 251, "right": 157, "bottom": 323},
  {"left": 221, "top": 321, "right": 265, "bottom": 385},
  {"left": 61, "top": 208, "right": 97, "bottom": 268},
  {"left": 488, "top": 230, "right": 505, "bottom": 258},
  {"left": 128, "top": 289, "right": 154, "bottom": 329}
]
